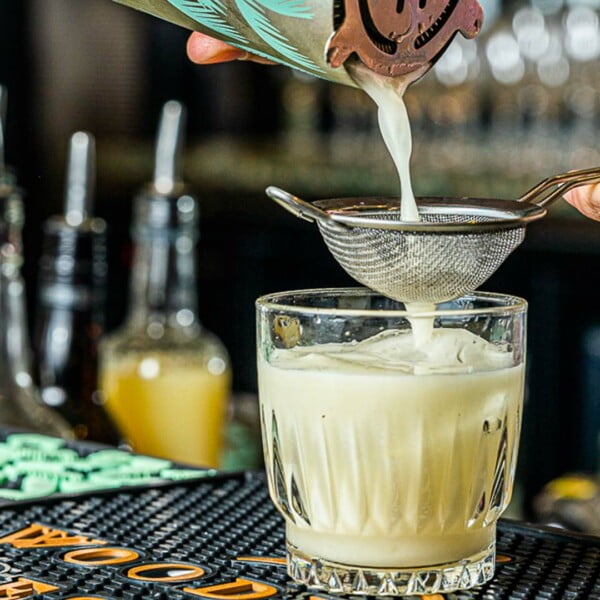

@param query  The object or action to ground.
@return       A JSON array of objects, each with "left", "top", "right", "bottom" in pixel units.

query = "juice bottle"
[{"left": 99, "top": 101, "right": 231, "bottom": 466}]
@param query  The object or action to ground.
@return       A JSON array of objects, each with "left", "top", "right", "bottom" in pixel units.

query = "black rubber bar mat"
[{"left": 0, "top": 468, "right": 599, "bottom": 599}]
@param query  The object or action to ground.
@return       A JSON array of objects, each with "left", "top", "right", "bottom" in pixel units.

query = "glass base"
[{"left": 287, "top": 541, "right": 496, "bottom": 596}]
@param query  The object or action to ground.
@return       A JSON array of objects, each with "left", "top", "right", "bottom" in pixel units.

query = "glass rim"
[{"left": 256, "top": 288, "right": 528, "bottom": 318}]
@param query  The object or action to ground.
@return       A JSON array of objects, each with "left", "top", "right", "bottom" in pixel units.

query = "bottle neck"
[
  {"left": 37, "top": 219, "right": 107, "bottom": 318},
  {"left": 0, "top": 257, "right": 35, "bottom": 399},
  {"left": 127, "top": 193, "right": 200, "bottom": 332},
  {"left": 0, "top": 182, "right": 24, "bottom": 255},
  {"left": 0, "top": 184, "right": 30, "bottom": 391},
  {"left": 0, "top": 195, "right": 28, "bottom": 379}
]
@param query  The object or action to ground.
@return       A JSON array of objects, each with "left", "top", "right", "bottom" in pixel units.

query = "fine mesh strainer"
[{"left": 266, "top": 167, "right": 600, "bottom": 304}]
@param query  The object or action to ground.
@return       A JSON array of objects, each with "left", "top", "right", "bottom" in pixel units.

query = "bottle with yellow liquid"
[{"left": 99, "top": 101, "right": 231, "bottom": 467}]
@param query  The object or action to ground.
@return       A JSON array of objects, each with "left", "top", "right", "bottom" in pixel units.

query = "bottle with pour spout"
[
  {"left": 0, "top": 85, "right": 72, "bottom": 438},
  {"left": 99, "top": 101, "right": 231, "bottom": 467},
  {"left": 34, "top": 132, "right": 119, "bottom": 444}
]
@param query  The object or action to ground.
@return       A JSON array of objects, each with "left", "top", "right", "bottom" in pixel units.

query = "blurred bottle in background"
[
  {"left": 34, "top": 132, "right": 119, "bottom": 444},
  {"left": 0, "top": 252, "right": 72, "bottom": 438},
  {"left": 99, "top": 101, "right": 231, "bottom": 467},
  {"left": 0, "top": 86, "right": 72, "bottom": 438}
]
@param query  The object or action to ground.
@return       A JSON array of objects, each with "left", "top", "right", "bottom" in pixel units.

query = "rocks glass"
[{"left": 256, "top": 289, "right": 526, "bottom": 595}]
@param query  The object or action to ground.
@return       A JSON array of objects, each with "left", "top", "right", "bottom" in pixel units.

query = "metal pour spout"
[
  {"left": 64, "top": 132, "right": 96, "bottom": 227},
  {"left": 153, "top": 100, "right": 187, "bottom": 195}
]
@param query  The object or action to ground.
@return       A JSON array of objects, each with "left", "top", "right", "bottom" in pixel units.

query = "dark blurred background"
[{"left": 1, "top": 0, "right": 600, "bottom": 513}]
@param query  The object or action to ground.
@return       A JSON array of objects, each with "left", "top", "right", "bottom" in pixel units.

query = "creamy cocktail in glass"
[{"left": 256, "top": 289, "right": 526, "bottom": 596}]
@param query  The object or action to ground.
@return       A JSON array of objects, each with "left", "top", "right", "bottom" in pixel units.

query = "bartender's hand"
[
  {"left": 187, "top": 32, "right": 274, "bottom": 64},
  {"left": 565, "top": 185, "right": 600, "bottom": 221}
]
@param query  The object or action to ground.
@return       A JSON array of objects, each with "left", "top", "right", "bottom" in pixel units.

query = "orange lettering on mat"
[
  {"left": 235, "top": 556, "right": 286, "bottom": 566},
  {"left": 183, "top": 578, "right": 278, "bottom": 599},
  {"left": 63, "top": 547, "right": 140, "bottom": 566},
  {"left": 0, "top": 524, "right": 105, "bottom": 549},
  {"left": 126, "top": 563, "right": 206, "bottom": 582},
  {"left": 0, "top": 577, "right": 59, "bottom": 598},
  {"left": 496, "top": 555, "right": 513, "bottom": 564}
]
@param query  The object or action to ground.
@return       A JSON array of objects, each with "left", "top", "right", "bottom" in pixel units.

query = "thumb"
[{"left": 564, "top": 184, "right": 600, "bottom": 221}]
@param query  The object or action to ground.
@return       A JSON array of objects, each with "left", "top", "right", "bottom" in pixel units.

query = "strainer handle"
[
  {"left": 266, "top": 186, "right": 337, "bottom": 225},
  {"left": 519, "top": 167, "right": 600, "bottom": 208}
]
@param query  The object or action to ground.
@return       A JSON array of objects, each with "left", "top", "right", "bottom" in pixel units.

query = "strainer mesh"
[{"left": 318, "top": 210, "right": 526, "bottom": 304}]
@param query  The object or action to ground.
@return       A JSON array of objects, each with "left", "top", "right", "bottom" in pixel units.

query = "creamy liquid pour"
[
  {"left": 347, "top": 63, "right": 420, "bottom": 223},
  {"left": 406, "top": 302, "right": 437, "bottom": 347},
  {"left": 349, "top": 63, "right": 435, "bottom": 344}
]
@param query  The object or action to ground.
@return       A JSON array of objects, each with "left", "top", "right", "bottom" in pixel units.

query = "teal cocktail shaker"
[{"left": 112, "top": 0, "right": 483, "bottom": 85}]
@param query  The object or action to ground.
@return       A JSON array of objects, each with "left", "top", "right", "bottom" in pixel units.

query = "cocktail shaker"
[{"left": 113, "top": 0, "right": 483, "bottom": 85}]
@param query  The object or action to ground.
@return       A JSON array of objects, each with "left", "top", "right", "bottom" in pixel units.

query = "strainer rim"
[
  {"left": 256, "top": 288, "right": 528, "bottom": 318},
  {"left": 314, "top": 196, "right": 546, "bottom": 232}
]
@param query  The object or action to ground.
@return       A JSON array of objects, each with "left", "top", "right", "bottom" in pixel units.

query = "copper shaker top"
[{"left": 327, "top": 0, "right": 483, "bottom": 79}]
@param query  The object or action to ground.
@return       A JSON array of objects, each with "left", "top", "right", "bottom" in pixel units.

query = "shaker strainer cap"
[
  {"left": 328, "top": 0, "right": 484, "bottom": 78},
  {"left": 267, "top": 168, "right": 600, "bottom": 305}
]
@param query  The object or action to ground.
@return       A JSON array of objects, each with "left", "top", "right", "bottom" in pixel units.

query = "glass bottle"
[
  {"left": 0, "top": 85, "right": 71, "bottom": 437},
  {"left": 0, "top": 253, "right": 71, "bottom": 437},
  {"left": 99, "top": 101, "right": 231, "bottom": 467},
  {"left": 34, "top": 132, "right": 119, "bottom": 444}
]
